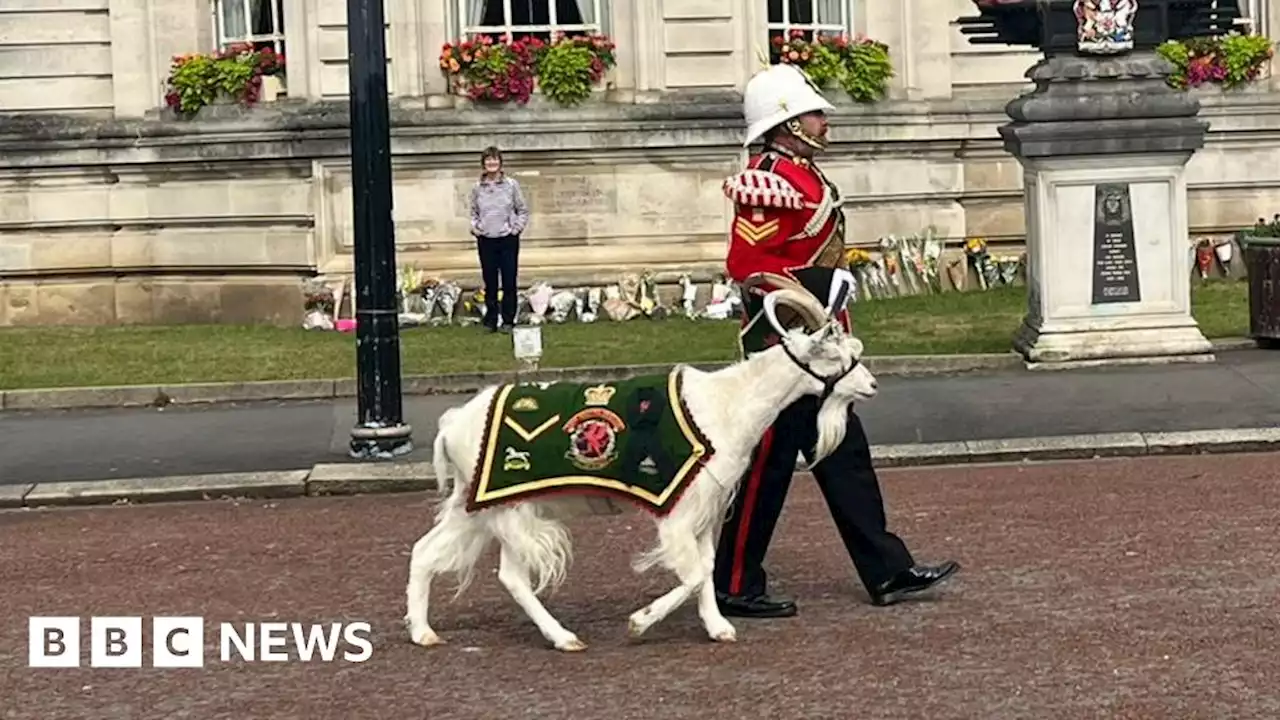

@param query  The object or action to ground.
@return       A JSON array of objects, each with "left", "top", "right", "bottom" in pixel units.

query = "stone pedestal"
[{"left": 1001, "top": 54, "right": 1215, "bottom": 368}]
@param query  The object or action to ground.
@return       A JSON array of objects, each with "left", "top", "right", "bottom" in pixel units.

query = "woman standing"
[{"left": 469, "top": 146, "right": 529, "bottom": 333}]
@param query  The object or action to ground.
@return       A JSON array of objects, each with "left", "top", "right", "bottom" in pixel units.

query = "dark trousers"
[
  {"left": 713, "top": 395, "right": 915, "bottom": 598},
  {"left": 477, "top": 234, "right": 519, "bottom": 328}
]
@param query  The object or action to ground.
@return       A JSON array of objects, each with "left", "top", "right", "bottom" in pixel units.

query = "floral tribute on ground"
[{"left": 301, "top": 238, "right": 1031, "bottom": 332}]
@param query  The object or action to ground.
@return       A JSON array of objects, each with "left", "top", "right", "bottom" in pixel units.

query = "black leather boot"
[
  {"left": 870, "top": 561, "right": 961, "bottom": 607},
  {"left": 716, "top": 592, "right": 799, "bottom": 618}
]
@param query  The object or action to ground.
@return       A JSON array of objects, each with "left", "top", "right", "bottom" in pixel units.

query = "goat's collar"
[{"left": 780, "top": 341, "right": 859, "bottom": 404}]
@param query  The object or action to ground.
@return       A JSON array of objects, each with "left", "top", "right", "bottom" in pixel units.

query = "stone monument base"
[
  {"left": 1000, "top": 53, "right": 1215, "bottom": 369},
  {"left": 1013, "top": 323, "right": 1214, "bottom": 369},
  {"left": 1010, "top": 152, "right": 1214, "bottom": 368}
]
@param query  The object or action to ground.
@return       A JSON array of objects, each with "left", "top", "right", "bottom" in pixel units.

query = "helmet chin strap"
[{"left": 785, "top": 118, "right": 827, "bottom": 150}]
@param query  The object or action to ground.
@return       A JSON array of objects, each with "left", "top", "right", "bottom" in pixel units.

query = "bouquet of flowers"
[
  {"left": 994, "top": 254, "right": 1023, "bottom": 286},
  {"left": 845, "top": 247, "right": 880, "bottom": 300},
  {"left": 640, "top": 271, "right": 669, "bottom": 319},
  {"left": 431, "top": 280, "right": 462, "bottom": 325},
  {"left": 525, "top": 281, "right": 554, "bottom": 324},
  {"left": 398, "top": 267, "right": 430, "bottom": 315},
  {"left": 1215, "top": 238, "right": 1234, "bottom": 276},
  {"left": 702, "top": 274, "right": 740, "bottom": 320},
  {"left": 548, "top": 289, "right": 579, "bottom": 322},
  {"left": 946, "top": 259, "right": 967, "bottom": 291},
  {"left": 1195, "top": 238, "right": 1214, "bottom": 279},
  {"left": 918, "top": 228, "right": 945, "bottom": 293},
  {"left": 579, "top": 287, "right": 602, "bottom": 322},
  {"left": 879, "top": 236, "right": 904, "bottom": 294},
  {"left": 678, "top": 273, "right": 699, "bottom": 318},
  {"left": 965, "top": 237, "right": 999, "bottom": 290},
  {"left": 302, "top": 281, "right": 336, "bottom": 330}
]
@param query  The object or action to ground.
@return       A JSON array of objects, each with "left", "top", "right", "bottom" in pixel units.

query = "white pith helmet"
[{"left": 741, "top": 62, "right": 835, "bottom": 147}]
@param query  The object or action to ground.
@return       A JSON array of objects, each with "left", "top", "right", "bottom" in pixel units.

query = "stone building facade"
[{"left": 0, "top": 0, "right": 1277, "bottom": 325}]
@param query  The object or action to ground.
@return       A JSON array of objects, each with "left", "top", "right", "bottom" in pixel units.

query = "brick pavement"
[{"left": 2, "top": 453, "right": 1278, "bottom": 720}]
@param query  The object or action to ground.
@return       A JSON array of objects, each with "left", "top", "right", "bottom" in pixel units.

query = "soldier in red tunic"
[{"left": 713, "top": 63, "right": 960, "bottom": 618}]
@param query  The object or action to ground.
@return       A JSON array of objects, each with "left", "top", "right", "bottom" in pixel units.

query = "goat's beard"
[{"left": 811, "top": 394, "right": 853, "bottom": 466}]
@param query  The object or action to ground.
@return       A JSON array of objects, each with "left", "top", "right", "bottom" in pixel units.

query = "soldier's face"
[
  {"left": 788, "top": 110, "right": 829, "bottom": 154},
  {"left": 797, "top": 111, "right": 828, "bottom": 142}
]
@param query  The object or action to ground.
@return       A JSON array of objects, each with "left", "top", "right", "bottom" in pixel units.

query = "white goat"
[{"left": 404, "top": 287, "right": 879, "bottom": 651}]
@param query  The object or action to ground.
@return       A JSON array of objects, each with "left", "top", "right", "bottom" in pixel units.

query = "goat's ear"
[{"left": 848, "top": 336, "right": 865, "bottom": 359}]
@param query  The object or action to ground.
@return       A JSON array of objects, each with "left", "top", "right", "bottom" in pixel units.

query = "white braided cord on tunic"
[{"left": 721, "top": 169, "right": 808, "bottom": 210}]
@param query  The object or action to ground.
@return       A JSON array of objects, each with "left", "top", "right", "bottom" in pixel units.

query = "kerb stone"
[
  {"left": 24, "top": 472, "right": 309, "bottom": 507},
  {"left": 306, "top": 462, "right": 437, "bottom": 496}
]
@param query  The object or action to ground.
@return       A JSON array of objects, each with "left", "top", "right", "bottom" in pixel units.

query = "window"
[
  {"left": 213, "top": 0, "right": 286, "bottom": 54},
  {"left": 461, "top": 0, "right": 604, "bottom": 43},
  {"left": 767, "top": 0, "right": 851, "bottom": 60},
  {"left": 1217, "top": 0, "right": 1268, "bottom": 35}
]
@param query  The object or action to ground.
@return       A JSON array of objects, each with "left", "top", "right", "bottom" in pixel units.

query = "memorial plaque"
[{"left": 1091, "top": 183, "right": 1141, "bottom": 304}]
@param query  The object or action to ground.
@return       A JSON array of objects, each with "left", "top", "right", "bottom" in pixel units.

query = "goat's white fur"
[{"left": 405, "top": 321, "right": 878, "bottom": 651}]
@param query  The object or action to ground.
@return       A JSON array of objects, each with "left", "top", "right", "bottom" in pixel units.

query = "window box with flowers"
[
  {"left": 771, "top": 29, "right": 894, "bottom": 105},
  {"left": 438, "top": 32, "right": 617, "bottom": 108},
  {"left": 163, "top": 43, "right": 286, "bottom": 117},
  {"left": 1156, "top": 33, "right": 1276, "bottom": 94}
]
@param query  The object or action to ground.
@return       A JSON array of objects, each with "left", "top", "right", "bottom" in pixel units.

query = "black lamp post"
[{"left": 345, "top": 0, "right": 412, "bottom": 459}]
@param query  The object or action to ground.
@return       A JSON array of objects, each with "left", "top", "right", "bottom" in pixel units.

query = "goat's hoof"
[
  {"left": 627, "top": 616, "right": 647, "bottom": 639},
  {"left": 555, "top": 636, "right": 587, "bottom": 652},
  {"left": 710, "top": 627, "right": 738, "bottom": 643},
  {"left": 412, "top": 630, "right": 446, "bottom": 647}
]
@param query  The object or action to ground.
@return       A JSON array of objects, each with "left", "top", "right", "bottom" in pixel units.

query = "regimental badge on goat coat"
[{"left": 467, "top": 368, "right": 715, "bottom": 515}]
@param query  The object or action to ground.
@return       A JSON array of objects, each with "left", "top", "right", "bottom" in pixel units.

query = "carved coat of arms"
[{"left": 1074, "top": 0, "right": 1137, "bottom": 55}]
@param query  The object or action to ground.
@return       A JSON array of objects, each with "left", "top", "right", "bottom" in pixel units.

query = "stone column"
[
  {"left": 108, "top": 0, "right": 156, "bottom": 117},
  {"left": 631, "top": 0, "right": 666, "bottom": 101},
  {"left": 1001, "top": 53, "right": 1214, "bottom": 367}
]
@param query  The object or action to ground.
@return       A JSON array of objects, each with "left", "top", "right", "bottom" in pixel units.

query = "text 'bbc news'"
[{"left": 28, "top": 617, "right": 374, "bottom": 668}]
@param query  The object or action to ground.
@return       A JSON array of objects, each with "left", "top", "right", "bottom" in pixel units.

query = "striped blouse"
[{"left": 470, "top": 175, "right": 530, "bottom": 239}]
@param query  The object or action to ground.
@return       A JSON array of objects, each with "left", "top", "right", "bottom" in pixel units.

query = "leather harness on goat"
[{"left": 781, "top": 335, "right": 859, "bottom": 405}]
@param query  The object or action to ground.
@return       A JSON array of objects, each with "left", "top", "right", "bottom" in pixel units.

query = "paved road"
[
  {"left": 4, "top": 350, "right": 1280, "bottom": 485},
  {"left": 2, "top": 453, "right": 1277, "bottom": 719}
]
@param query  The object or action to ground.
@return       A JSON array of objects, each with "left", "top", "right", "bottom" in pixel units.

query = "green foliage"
[
  {"left": 164, "top": 44, "right": 285, "bottom": 115},
  {"left": 439, "top": 33, "right": 616, "bottom": 106},
  {"left": 1157, "top": 34, "right": 1275, "bottom": 90},
  {"left": 535, "top": 35, "right": 616, "bottom": 106},
  {"left": 839, "top": 37, "right": 894, "bottom": 103},
  {"left": 1246, "top": 214, "right": 1280, "bottom": 238},
  {"left": 773, "top": 31, "right": 894, "bottom": 104}
]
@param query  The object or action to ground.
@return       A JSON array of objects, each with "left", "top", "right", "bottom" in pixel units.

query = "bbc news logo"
[{"left": 28, "top": 617, "right": 373, "bottom": 668}]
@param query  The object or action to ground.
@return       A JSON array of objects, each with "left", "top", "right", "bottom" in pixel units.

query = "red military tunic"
[{"left": 722, "top": 147, "right": 852, "bottom": 354}]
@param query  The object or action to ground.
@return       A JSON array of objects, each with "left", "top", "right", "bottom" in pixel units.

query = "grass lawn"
[{"left": 0, "top": 280, "right": 1250, "bottom": 391}]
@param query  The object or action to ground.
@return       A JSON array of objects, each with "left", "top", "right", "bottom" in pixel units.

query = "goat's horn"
[{"left": 764, "top": 288, "right": 829, "bottom": 333}]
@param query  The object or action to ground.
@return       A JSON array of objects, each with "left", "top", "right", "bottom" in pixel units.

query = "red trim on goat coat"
[{"left": 728, "top": 426, "right": 775, "bottom": 595}]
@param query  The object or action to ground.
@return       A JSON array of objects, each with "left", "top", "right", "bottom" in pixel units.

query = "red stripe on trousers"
[{"left": 728, "top": 426, "right": 775, "bottom": 596}]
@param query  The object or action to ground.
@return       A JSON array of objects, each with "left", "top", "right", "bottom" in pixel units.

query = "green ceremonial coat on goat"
[{"left": 466, "top": 368, "right": 715, "bottom": 515}]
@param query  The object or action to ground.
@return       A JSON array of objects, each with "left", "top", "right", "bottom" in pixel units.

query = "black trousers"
[
  {"left": 477, "top": 234, "right": 519, "bottom": 328},
  {"left": 713, "top": 395, "right": 915, "bottom": 597}
]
